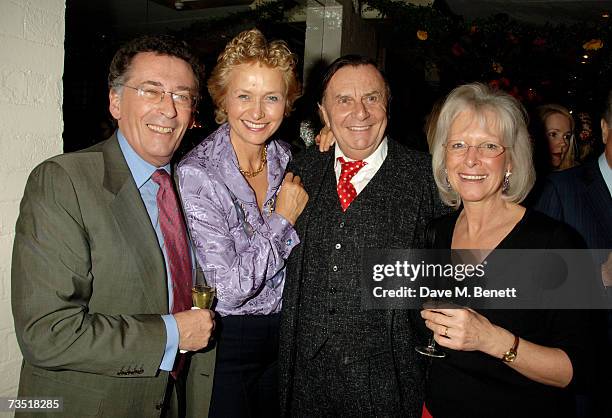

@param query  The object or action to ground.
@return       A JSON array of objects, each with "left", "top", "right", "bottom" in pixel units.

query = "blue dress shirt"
[{"left": 117, "top": 131, "right": 180, "bottom": 371}]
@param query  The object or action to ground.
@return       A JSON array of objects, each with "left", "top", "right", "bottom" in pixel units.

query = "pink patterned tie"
[
  {"left": 151, "top": 169, "right": 192, "bottom": 378},
  {"left": 337, "top": 157, "right": 367, "bottom": 211}
]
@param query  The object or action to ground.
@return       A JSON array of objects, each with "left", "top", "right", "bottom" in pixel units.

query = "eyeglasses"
[
  {"left": 118, "top": 84, "right": 197, "bottom": 109},
  {"left": 444, "top": 140, "right": 509, "bottom": 158}
]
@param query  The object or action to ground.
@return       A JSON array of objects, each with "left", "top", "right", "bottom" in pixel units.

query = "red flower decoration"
[
  {"left": 451, "top": 42, "right": 465, "bottom": 57},
  {"left": 533, "top": 37, "right": 547, "bottom": 47},
  {"left": 509, "top": 86, "right": 521, "bottom": 99}
]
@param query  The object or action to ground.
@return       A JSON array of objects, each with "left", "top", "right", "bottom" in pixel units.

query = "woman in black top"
[{"left": 422, "top": 83, "right": 593, "bottom": 418}]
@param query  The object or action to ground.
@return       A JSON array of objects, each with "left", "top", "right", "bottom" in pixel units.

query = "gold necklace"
[{"left": 239, "top": 146, "right": 267, "bottom": 178}]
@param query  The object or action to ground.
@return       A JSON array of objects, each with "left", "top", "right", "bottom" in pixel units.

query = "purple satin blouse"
[{"left": 177, "top": 123, "right": 299, "bottom": 316}]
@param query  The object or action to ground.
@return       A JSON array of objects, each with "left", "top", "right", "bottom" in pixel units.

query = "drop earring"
[
  {"left": 502, "top": 169, "right": 512, "bottom": 193},
  {"left": 444, "top": 169, "right": 452, "bottom": 190}
]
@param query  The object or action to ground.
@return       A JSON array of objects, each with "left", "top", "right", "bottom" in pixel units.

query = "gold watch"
[{"left": 502, "top": 335, "right": 519, "bottom": 363}]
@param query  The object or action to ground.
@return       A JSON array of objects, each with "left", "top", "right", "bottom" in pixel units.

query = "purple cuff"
[{"left": 267, "top": 212, "right": 300, "bottom": 259}]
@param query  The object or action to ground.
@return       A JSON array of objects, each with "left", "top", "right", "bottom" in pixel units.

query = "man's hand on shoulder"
[
  {"left": 174, "top": 309, "right": 215, "bottom": 351},
  {"left": 315, "top": 125, "right": 335, "bottom": 152}
]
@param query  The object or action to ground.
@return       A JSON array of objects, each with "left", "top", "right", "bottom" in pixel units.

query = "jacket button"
[
  {"left": 339, "top": 221, "right": 345, "bottom": 228},
  {"left": 332, "top": 265, "right": 338, "bottom": 272},
  {"left": 335, "top": 243, "right": 341, "bottom": 250},
  {"left": 330, "top": 287, "right": 336, "bottom": 294}
]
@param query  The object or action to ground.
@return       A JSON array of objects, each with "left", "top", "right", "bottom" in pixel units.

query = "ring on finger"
[{"left": 444, "top": 326, "right": 449, "bottom": 338}]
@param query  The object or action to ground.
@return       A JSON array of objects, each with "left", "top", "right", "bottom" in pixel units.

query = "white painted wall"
[{"left": 0, "top": 0, "right": 65, "bottom": 398}]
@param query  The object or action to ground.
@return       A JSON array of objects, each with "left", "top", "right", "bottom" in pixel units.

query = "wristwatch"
[{"left": 501, "top": 335, "right": 519, "bottom": 363}]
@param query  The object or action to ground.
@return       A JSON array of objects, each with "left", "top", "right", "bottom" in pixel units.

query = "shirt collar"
[
  {"left": 598, "top": 152, "right": 612, "bottom": 195},
  {"left": 117, "top": 130, "right": 171, "bottom": 189},
  {"left": 334, "top": 136, "right": 388, "bottom": 169}
]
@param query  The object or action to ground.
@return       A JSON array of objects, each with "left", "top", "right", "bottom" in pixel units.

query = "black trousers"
[{"left": 208, "top": 314, "right": 280, "bottom": 418}]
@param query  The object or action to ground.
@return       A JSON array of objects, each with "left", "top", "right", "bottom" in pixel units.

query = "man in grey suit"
[
  {"left": 12, "top": 35, "right": 214, "bottom": 417},
  {"left": 279, "top": 55, "right": 446, "bottom": 417}
]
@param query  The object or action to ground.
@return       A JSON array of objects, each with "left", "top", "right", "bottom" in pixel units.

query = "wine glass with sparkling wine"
[
  {"left": 192, "top": 267, "right": 216, "bottom": 309},
  {"left": 180, "top": 267, "right": 216, "bottom": 353}
]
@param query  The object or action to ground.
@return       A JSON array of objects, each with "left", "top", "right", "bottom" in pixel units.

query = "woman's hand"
[
  {"left": 420, "top": 307, "right": 512, "bottom": 355},
  {"left": 421, "top": 307, "right": 573, "bottom": 387},
  {"left": 315, "top": 126, "right": 336, "bottom": 152},
  {"left": 275, "top": 172, "right": 309, "bottom": 225}
]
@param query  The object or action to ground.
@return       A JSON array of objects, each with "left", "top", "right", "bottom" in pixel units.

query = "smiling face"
[
  {"left": 544, "top": 112, "right": 572, "bottom": 169},
  {"left": 224, "top": 62, "right": 287, "bottom": 150},
  {"left": 109, "top": 52, "right": 196, "bottom": 167},
  {"left": 319, "top": 64, "right": 388, "bottom": 160},
  {"left": 445, "top": 109, "right": 511, "bottom": 205}
]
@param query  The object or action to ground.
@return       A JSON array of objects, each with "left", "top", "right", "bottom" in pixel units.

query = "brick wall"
[{"left": 0, "top": 0, "right": 65, "bottom": 398}]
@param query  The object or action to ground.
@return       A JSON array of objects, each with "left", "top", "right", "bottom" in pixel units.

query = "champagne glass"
[
  {"left": 415, "top": 335, "right": 446, "bottom": 358},
  {"left": 415, "top": 300, "right": 446, "bottom": 358},
  {"left": 191, "top": 267, "right": 216, "bottom": 309},
  {"left": 180, "top": 267, "right": 216, "bottom": 353}
]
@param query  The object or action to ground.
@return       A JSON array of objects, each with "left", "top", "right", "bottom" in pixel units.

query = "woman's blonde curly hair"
[{"left": 208, "top": 28, "right": 302, "bottom": 124}]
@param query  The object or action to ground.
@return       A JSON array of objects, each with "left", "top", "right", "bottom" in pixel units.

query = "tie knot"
[
  {"left": 338, "top": 157, "right": 366, "bottom": 179},
  {"left": 151, "top": 169, "right": 172, "bottom": 187}
]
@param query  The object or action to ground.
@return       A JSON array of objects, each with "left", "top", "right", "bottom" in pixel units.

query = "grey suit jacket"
[{"left": 12, "top": 134, "right": 215, "bottom": 417}]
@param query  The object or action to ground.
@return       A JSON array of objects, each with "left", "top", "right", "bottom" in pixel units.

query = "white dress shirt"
[
  {"left": 598, "top": 152, "right": 612, "bottom": 197},
  {"left": 334, "top": 137, "right": 388, "bottom": 195}
]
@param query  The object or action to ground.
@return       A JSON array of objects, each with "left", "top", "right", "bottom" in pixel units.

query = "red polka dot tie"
[{"left": 337, "top": 157, "right": 367, "bottom": 211}]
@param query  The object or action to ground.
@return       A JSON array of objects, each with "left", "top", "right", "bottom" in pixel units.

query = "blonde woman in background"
[{"left": 534, "top": 103, "right": 578, "bottom": 172}]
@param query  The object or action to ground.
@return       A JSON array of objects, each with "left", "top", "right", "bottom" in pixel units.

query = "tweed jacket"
[
  {"left": 279, "top": 139, "right": 447, "bottom": 417},
  {"left": 12, "top": 134, "right": 215, "bottom": 417}
]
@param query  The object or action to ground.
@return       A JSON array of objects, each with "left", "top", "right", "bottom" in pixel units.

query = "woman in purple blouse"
[{"left": 177, "top": 29, "right": 308, "bottom": 417}]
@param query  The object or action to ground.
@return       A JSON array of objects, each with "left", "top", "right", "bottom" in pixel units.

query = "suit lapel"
[
  {"left": 582, "top": 161, "right": 612, "bottom": 244},
  {"left": 103, "top": 135, "right": 168, "bottom": 314}
]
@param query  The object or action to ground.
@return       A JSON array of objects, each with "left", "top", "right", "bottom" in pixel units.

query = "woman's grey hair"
[{"left": 430, "top": 83, "right": 535, "bottom": 208}]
